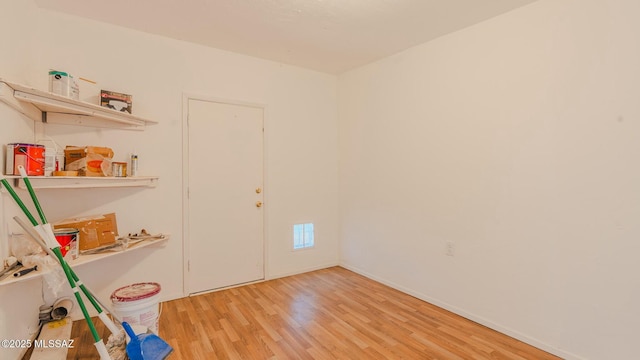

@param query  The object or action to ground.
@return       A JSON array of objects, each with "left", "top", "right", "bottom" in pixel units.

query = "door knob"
[
  {"left": 256, "top": 188, "right": 262, "bottom": 194},
  {"left": 256, "top": 201, "right": 263, "bottom": 208}
]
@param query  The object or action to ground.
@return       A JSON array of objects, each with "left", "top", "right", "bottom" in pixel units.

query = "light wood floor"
[{"left": 67, "top": 266, "right": 560, "bottom": 359}]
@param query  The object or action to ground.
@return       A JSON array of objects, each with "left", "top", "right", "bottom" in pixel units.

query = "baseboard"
[
  {"left": 178, "top": 262, "right": 341, "bottom": 297},
  {"left": 160, "top": 291, "right": 185, "bottom": 303},
  {"left": 339, "top": 262, "right": 583, "bottom": 360},
  {"left": 266, "top": 261, "right": 340, "bottom": 281}
]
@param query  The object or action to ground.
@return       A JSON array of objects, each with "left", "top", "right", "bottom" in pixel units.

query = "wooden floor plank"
[{"left": 65, "top": 266, "right": 560, "bottom": 360}]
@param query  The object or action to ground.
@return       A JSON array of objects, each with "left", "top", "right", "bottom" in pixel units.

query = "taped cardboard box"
[
  {"left": 64, "top": 146, "right": 114, "bottom": 176},
  {"left": 53, "top": 213, "right": 118, "bottom": 252}
]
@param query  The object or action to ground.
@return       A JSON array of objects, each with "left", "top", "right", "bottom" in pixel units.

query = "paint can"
[
  {"left": 48, "top": 70, "right": 79, "bottom": 100},
  {"left": 111, "top": 282, "right": 162, "bottom": 334},
  {"left": 5, "top": 143, "right": 45, "bottom": 176},
  {"left": 53, "top": 228, "right": 79, "bottom": 260},
  {"left": 111, "top": 162, "right": 127, "bottom": 177}
]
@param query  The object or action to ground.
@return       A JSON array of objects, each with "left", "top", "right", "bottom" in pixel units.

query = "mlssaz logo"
[{"left": 34, "top": 339, "right": 75, "bottom": 348}]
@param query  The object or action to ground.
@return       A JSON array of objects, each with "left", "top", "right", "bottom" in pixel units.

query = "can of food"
[
  {"left": 112, "top": 162, "right": 128, "bottom": 177},
  {"left": 54, "top": 228, "right": 79, "bottom": 260}
]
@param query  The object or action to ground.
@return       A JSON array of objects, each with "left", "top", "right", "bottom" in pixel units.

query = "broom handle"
[
  {"left": 52, "top": 247, "right": 102, "bottom": 341},
  {"left": 13, "top": 216, "right": 123, "bottom": 330},
  {"left": 18, "top": 166, "right": 47, "bottom": 224},
  {"left": 0, "top": 179, "right": 38, "bottom": 226},
  {"left": 0, "top": 178, "right": 104, "bottom": 348}
]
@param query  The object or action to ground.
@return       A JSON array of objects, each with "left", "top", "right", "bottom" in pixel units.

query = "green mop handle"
[
  {"left": 13, "top": 172, "right": 102, "bottom": 338},
  {"left": 17, "top": 166, "right": 47, "bottom": 224},
  {"left": 0, "top": 177, "right": 106, "bottom": 355},
  {"left": 12, "top": 216, "right": 122, "bottom": 334},
  {"left": 0, "top": 179, "right": 38, "bottom": 225},
  {"left": 51, "top": 246, "right": 102, "bottom": 342}
]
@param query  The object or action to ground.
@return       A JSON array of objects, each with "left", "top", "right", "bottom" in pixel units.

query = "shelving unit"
[
  {"left": 0, "top": 78, "right": 161, "bottom": 188},
  {"left": 6, "top": 175, "right": 159, "bottom": 189},
  {"left": 0, "top": 78, "right": 166, "bottom": 289},
  {"left": 0, "top": 236, "right": 169, "bottom": 287},
  {"left": 0, "top": 79, "right": 157, "bottom": 130}
]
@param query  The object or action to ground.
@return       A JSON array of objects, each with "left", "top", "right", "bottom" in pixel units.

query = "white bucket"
[
  {"left": 110, "top": 282, "right": 161, "bottom": 334},
  {"left": 48, "top": 70, "right": 79, "bottom": 100}
]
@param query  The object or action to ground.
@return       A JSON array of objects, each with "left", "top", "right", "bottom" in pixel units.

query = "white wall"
[
  {"left": 338, "top": 0, "right": 640, "bottom": 359},
  {"left": 0, "top": 2, "right": 339, "bottom": 359},
  {"left": 0, "top": 2, "right": 47, "bottom": 359}
]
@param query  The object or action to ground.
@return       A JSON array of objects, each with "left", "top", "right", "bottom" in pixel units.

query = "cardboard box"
[
  {"left": 53, "top": 213, "right": 118, "bottom": 252},
  {"left": 64, "top": 146, "right": 114, "bottom": 176},
  {"left": 100, "top": 90, "right": 132, "bottom": 114}
]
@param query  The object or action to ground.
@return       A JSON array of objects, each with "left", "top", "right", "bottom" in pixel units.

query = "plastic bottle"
[{"left": 130, "top": 153, "right": 138, "bottom": 177}]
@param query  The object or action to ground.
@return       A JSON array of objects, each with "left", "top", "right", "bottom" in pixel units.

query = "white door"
[{"left": 186, "top": 98, "right": 264, "bottom": 294}]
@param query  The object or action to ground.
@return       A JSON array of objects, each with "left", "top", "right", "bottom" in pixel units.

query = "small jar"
[{"left": 111, "top": 162, "right": 128, "bottom": 177}]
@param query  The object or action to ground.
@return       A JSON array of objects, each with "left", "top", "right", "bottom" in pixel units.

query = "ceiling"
[{"left": 33, "top": 0, "right": 538, "bottom": 74}]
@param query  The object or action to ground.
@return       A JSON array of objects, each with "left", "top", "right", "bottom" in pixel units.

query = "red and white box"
[{"left": 5, "top": 143, "right": 45, "bottom": 176}]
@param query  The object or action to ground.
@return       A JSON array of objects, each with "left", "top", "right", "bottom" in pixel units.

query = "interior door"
[{"left": 186, "top": 98, "right": 264, "bottom": 294}]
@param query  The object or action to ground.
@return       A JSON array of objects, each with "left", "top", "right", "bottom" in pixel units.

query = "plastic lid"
[
  {"left": 9, "top": 143, "right": 45, "bottom": 147},
  {"left": 54, "top": 228, "right": 79, "bottom": 235},
  {"left": 49, "top": 70, "right": 69, "bottom": 76},
  {"left": 110, "top": 282, "right": 161, "bottom": 302}
]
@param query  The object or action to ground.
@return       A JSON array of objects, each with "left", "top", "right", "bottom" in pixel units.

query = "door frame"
[{"left": 182, "top": 93, "right": 268, "bottom": 296}]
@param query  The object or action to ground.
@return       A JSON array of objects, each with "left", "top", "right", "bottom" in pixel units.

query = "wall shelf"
[
  {"left": 0, "top": 79, "right": 157, "bottom": 130},
  {"left": 0, "top": 235, "right": 169, "bottom": 287},
  {"left": 4, "top": 176, "right": 159, "bottom": 189}
]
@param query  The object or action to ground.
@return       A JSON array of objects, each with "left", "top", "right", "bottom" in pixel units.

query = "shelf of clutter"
[
  {"left": 0, "top": 79, "right": 157, "bottom": 130},
  {"left": 0, "top": 234, "right": 169, "bottom": 287},
  {"left": 5, "top": 175, "right": 159, "bottom": 189}
]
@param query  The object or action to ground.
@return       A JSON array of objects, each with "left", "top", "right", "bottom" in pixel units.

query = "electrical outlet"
[{"left": 445, "top": 241, "right": 455, "bottom": 256}]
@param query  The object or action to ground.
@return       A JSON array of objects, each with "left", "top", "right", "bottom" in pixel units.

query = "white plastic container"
[
  {"left": 48, "top": 70, "right": 79, "bottom": 100},
  {"left": 110, "top": 282, "right": 161, "bottom": 334},
  {"left": 43, "top": 147, "right": 63, "bottom": 176}
]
